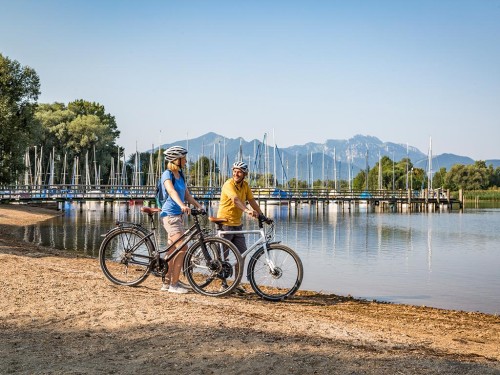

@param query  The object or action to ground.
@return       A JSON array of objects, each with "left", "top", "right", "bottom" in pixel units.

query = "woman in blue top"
[{"left": 160, "top": 146, "right": 203, "bottom": 294}]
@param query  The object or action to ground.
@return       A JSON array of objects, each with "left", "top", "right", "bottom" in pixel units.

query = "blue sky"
[{"left": 1, "top": 0, "right": 500, "bottom": 160}]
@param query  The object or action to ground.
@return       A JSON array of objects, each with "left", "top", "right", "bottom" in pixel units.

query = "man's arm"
[{"left": 246, "top": 198, "right": 262, "bottom": 218}]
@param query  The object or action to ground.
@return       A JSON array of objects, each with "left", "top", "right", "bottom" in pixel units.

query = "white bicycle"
[{"left": 208, "top": 214, "right": 303, "bottom": 301}]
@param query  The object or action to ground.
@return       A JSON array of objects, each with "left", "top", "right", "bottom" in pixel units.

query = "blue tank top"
[{"left": 160, "top": 169, "right": 186, "bottom": 217}]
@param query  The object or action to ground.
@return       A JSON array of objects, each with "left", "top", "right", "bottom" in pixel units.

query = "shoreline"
[{"left": 1, "top": 203, "right": 499, "bottom": 374}]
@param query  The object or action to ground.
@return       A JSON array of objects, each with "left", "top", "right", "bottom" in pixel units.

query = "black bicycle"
[{"left": 98, "top": 207, "right": 243, "bottom": 297}]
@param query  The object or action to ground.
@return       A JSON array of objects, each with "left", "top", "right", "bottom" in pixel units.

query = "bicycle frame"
[
  {"left": 215, "top": 224, "right": 278, "bottom": 273},
  {"left": 111, "top": 210, "right": 213, "bottom": 270},
  {"left": 100, "top": 207, "right": 245, "bottom": 296},
  {"left": 205, "top": 214, "right": 303, "bottom": 301}
]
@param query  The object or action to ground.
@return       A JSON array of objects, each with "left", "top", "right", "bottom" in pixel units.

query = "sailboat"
[
  {"left": 358, "top": 147, "right": 370, "bottom": 210},
  {"left": 265, "top": 131, "right": 292, "bottom": 205}
]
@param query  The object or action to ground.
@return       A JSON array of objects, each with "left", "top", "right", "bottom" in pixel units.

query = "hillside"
[{"left": 158, "top": 133, "right": 499, "bottom": 182}]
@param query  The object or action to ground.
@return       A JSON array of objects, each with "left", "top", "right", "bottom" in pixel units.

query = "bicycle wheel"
[
  {"left": 183, "top": 237, "right": 243, "bottom": 297},
  {"left": 99, "top": 227, "right": 154, "bottom": 286},
  {"left": 247, "top": 243, "right": 303, "bottom": 301}
]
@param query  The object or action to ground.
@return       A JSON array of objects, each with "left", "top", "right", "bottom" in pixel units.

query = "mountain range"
[{"left": 159, "top": 133, "right": 500, "bottom": 182}]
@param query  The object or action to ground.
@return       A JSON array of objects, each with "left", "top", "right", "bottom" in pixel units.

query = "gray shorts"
[
  {"left": 221, "top": 225, "right": 247, "bottom": 254},
  {"left": 162, "top": 215, "right": 185, "bottom": 237}
]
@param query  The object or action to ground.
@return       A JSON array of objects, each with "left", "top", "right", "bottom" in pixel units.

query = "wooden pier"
[{"left": 0, "top": 185, "right": 463, "bottom": 212}]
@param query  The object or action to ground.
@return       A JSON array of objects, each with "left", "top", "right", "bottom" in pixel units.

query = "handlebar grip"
[
  {"left": 258, "top": 214, "right": 273, "bottom": 224},
  {"left": 191, "top": 208, "right": 207, "bottom": 216}
]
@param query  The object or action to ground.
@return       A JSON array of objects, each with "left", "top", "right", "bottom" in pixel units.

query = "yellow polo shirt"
[{"left": 217, "top": 178, "right": 254, "bottom": 226}]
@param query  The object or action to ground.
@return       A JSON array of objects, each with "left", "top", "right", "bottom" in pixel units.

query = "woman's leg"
[
  {"left": 169, "top": 232, "right": 185, "bottom": 285},
  {"left": 162, "top": 215, "right": 186, "bottom": 291}
]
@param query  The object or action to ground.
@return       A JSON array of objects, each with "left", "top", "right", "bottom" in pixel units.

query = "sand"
[{"left": 0, "top": 204, "right": 499, "bottom": 374}]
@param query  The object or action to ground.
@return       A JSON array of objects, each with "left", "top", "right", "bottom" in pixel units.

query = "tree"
[
  {"left": 466, "top": 161, "right": 490, "bottom": 190},
  {"left": 190, "top": 156, "right": 218, "bottom": 186},
  {"left": 35, "top": 100, "right": 121, "bottom": 185},
  {"left": 352, "top": 170, "right": 367, "bottom": 190},
  {"left": 0, "top": 54, "right": 40, "bottom": 184},
  {"left": 491, "top": 167, "right": 500, "bottom": 188},
  {"left": 411, "top": 168, "right": 426, "bottom": 190},
  {"left": 433, "top": 167, "right": 447, "bottom": 189},
  {"left": 445, "top": 161, "right": 491, "bottom": 191}
]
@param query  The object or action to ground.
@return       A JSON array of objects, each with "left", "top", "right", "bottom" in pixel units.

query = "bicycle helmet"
[
  {"left": 164, "top": 146, "right": 188, "bottom": 162},
  {"left": 232, "top": 161, "right": 249, "bottom": 174}
]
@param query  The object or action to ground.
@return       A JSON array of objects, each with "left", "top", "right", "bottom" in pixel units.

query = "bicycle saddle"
[
  {"left": 208, "top": 217, "right": 228, "bottom": 224},
  {"left": 141, "top": 207, "right": 162, "bottom": 215}
]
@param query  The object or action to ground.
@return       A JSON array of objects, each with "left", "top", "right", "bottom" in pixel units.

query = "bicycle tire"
[
  {"left": 247, "top": 243, "right": 303, "bottom": 301},
  {"left": 99, "top": 227, "right": 155, "bottom": 286},
  {"left": 183, "top": 237, "right": 243, "bottom": 297}
]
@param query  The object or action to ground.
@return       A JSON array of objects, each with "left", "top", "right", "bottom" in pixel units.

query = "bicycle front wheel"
[
  {"left": 99, "top": 227, "right": 154, "bottom": 286},
  {"left": 248, "top": 243, "right": 303, "bottom": 301},
  {"left": 183, "top": 237, "right": 243, "bottom": 297}
]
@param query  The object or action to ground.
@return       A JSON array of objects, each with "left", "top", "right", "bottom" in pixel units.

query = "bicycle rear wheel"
[
  {"left": 247, "top": 243, "right": 303, "bottom": 301},
  {"left": 99, "top": 227, "right": 154, "bottom": 286},
  {"left": 183, "top": 237, "right": 243, "bottom": 297}
]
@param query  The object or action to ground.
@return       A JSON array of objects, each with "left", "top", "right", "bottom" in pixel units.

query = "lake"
[{"left": 17, "top": 201, "right": 500, "bottom": 315}]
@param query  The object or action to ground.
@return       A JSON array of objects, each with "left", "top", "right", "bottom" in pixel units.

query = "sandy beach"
[{"left": 0, "top": 203, "right": 499, "bottom": 374}]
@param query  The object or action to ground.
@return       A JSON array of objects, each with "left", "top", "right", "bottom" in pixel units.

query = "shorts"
[
  {"left": 162, "top": 215, "right": 185, "bottom": 237},
  {"left": 221, "top": 224, "right": 247, "bottom": 254}
]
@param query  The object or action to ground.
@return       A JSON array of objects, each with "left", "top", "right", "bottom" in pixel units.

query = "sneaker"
[
  {"left": 219, "top": 281, "right": 229, "bottom": 293},
  {"left": 160, "top": 283, "right": 170, "bottom": 291},
  {"left": 234, "top": 286, "right": 247, "bottom": 295},
  {"left": 177, "top": 280, "right": 192, "bottom": 290},
  {"left": 168, "top": 283, "right": 189, "bottom": 294}
]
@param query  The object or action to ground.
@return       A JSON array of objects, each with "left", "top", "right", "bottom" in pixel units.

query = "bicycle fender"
[{"left": 100, "top": 223, "right": 149, "bottom": 238}]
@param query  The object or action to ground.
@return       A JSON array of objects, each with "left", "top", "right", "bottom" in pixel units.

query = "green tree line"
[
  {"left": 347, "top": 156, "right": 500, "bottom": 192},
  {"left": 1, "top": 54, "right": 121, "bottom": 185},
  {"left": 2, "top": 53, "right": 500, "bottom": 192}
]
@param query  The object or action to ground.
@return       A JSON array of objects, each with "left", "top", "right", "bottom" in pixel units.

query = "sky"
[{"left": 1, "top": 0, "right": 500, "bottom": 160}]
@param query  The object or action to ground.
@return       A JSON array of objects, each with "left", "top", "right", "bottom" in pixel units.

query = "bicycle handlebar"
[
  {"left": 258, "top": 213, "right": 273, "bottom": 225},
  {"left": 191, "top": 208, "right": 207, "bottom": 216}
]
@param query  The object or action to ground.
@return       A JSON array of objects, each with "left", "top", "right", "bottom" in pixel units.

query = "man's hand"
[{"left": 245, "top": 208, "right": 258, "bottom": 218}]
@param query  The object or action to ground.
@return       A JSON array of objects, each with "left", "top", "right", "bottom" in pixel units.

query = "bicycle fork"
[{"left": 258, "top": 244, "right": 281, "bottom": 278}]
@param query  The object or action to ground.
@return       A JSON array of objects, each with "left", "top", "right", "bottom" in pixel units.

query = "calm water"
[{"left": 18, "top": 201, "right": 500, "bottom": 315}]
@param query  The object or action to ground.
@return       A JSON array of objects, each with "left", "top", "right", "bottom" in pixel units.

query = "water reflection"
[{"left": 16, "top": 201, "right": 500, "bottom": 314}]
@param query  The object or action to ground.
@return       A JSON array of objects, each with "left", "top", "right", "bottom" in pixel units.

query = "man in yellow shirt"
[{"left": 217, "top": 161, "right": 264, "bottom": 255}]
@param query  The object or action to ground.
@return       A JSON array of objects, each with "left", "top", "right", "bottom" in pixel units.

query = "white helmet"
[
  {"left": 164, "top": 146, "right": 188, "bottom": 162},
  {"left": 232, "top": 161, "right": 248, "bottom": 174}
]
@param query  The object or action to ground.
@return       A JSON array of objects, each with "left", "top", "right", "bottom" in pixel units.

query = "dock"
[{"left": 0, "top": 185, "right": 463, "bottom": 213}]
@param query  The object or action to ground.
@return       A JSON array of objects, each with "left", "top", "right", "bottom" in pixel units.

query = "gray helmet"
[
  {"left": 232, "top": 161, "right": 248, "bottom": 174},
  {"left": 164, "top": 146, "right": 188, "bottom": 162}
]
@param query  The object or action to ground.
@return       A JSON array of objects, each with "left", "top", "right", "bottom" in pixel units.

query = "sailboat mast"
[
  {"left": 295, "top": 152, "right": 298, "bottom": 189},
  {"left": 428, "top": 137, "right": 433, "bottom": 191},
  {"left": 157, "top": 131, "right": 163, "bottom": 179},
  {"left": 310, "top": 151, "right": 313, "bottom": 189},
  {"left": 273, "top": 129, "right": 277, "bottom": 188},
  {"left": 23, "top": 148, "right": 31, "bottom": 186},
  {"left": 62, "top": 153, "right": 67, "bottom": 186},
  {"left": 322, "top": 148, "right": 325, "bottom": 188},
  {"left": 406, "top": 143, "right": 409, "bottom": 190},
  {"left": 93, "top": 145, "right": 98, "bottom": 186},
  {"left": 365, "top": 147, "right": 369, "bottom": 191},
  {"left": 333, "top": 147, "right": 337, "bottom": 191}
]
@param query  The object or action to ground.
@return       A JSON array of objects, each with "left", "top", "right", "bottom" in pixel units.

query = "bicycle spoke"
[
  {"left": 99, "top": 228, "right": 153, "bottom": 286},
  {"left": 248, "top": 244, "right": 303, "bottom": 301},
  {"left": 184, "top": 237, "right": 243, "bottom": 297}
]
